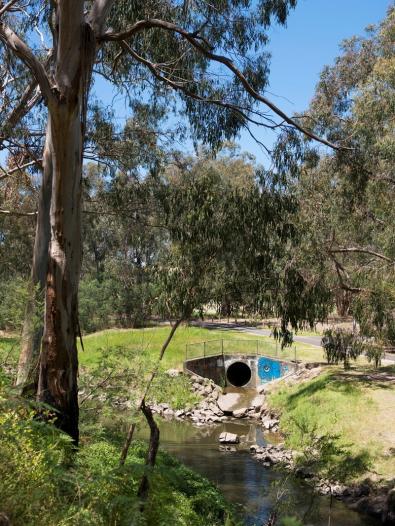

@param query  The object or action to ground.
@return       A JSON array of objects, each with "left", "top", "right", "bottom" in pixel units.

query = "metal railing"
[{"left": 185, "top": 339, "right": 298, "bottom": 362}]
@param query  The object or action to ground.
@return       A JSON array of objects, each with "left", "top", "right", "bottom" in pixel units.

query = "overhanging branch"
[
  {"left": 0, "top": 24, "right": 54, "bottom": 106},
  {"left": 101, "top": 19, "right": 348, "bottom": 150}
]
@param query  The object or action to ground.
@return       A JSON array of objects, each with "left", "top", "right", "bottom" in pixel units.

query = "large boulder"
[
  {"left": 218, "top": 432, "right": 240, "bottom": 444},
  {"left": 217, "top": 392, "right": 242, "bottom": 413},
  {"left": 233, "top": 407, "right": 248, "bottom": 418}
]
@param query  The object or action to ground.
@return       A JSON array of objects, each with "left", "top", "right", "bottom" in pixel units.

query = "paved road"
[
  {"left": 196, "top": 321, "right": 395, "bottom": 363},
  {"left": 197, "top": 321, "right": 322, "bottom": 347}
]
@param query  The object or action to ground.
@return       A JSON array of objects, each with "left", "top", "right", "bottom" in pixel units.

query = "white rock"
[
  {"left": 218, "top": 432, "right": 240, "bottom": 444},
  {"left": 251, "top": 394, "right": 265, "bottom": 410},
  {"left": 217, "top": 393, "right": 242, "bottom": 413},
  {"left": 233, "top": 407, "right": 248, "bottom": 418},
  {"left": 165, "top": 368, "right": 182, "bottom": 377}
]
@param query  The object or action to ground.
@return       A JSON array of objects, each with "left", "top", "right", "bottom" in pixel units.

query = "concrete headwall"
[
  {"left": 184, "top": 354, "right": 225, "bottom": 385},
  {"left": 185, "top": 353, "right": 297, "bottom": 388}
]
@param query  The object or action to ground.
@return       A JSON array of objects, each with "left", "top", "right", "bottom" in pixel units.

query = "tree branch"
[
  {"left": 101, "top": 19, "right": 347, "bottom": 150},
  {"left": 330, "top": 247, "right": 393, "bottom": 264},
  {"left": 0, "top": 24, "right": 54, "bottom": 106},
  {"left": 0, "top": 0, "right": 19, "bottom": 18},
  {"left": 0, "top": 158, "right": 43, "bottom": 181},
  {"left": 0, "top": 209, "right": 37, "bottom": 216},
  {"left": 120, "top": 42, "right": 281, "bottom": 133}
]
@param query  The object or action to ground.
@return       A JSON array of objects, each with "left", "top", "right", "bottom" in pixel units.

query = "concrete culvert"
[{"left": 226, "top": 361, "right": 252, "bottom": 387}]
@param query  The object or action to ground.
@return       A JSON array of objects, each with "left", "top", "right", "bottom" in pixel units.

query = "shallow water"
[{"left": 136, "top": 419, "right": 378, "bottom": 526}]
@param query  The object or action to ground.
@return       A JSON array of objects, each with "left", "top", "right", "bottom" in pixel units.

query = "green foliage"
[
  {"left": 275, "top": 7, "right": 395, "bottom": 342},
  {"left": 0, "top": 277, "right": 35, "bottom": 331},
  {"left": 364, "top": 342, "right": 385, "bottom": 369},
  {"left": 280, "top": 518, "right": 304, "bottom": 526},
  {"left": 79, "top": 336, "right": 199, "bottom": 411},
  {"left": 321, "top": 328, "right": 364, "bottom": 369},
  {"left": 0, "top": 395, "right": 73, "bottom": 525},
  {"left": 79, "top": 278, "right": 114, "bottom": 333},
  {"left": 0, "top": 381, "right": 236, "bottom": 526}
]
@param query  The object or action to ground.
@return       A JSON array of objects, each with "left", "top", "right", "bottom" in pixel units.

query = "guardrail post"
[
  {"left": 185, "top": 344, "right": 188, "bottom": 361},
  {"left": 256, "top": 340, "right": 258, "bottom": 356},
  {"left": 276, "top": 339, "right": 278, "bottom": 357},
  {"left": 294, "top": 345, "right": 297, "bottom": 362},
  {"left": 204, "top": 341, "right": 206, "bottom": 358},
  {"left": 221, "top": 339, "right": 224, "bottom": 358}
]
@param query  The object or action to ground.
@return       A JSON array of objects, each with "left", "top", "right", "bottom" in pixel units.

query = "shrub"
[{"left": 321, "top": 328, "right": 364, "bottom": 369}]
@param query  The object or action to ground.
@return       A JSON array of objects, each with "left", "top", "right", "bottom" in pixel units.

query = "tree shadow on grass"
[
  {"left": 284, "top": 366, "right": 394, "bottom": 409},
  {"left": 332, "top": 367, "right": 395, "bottom": 390}
]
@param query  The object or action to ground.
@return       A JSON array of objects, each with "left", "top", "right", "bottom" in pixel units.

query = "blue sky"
[
  {"left": 91, "top": 0, "right": 392, "bottom": 166},
  {"left": 239, "top": 0, "right": 392, "bottom": 163}
]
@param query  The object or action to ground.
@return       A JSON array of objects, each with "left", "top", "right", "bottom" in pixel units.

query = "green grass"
[
  {"left": 0, "top": 335, "right": 20, "bottom": 360},
  {"left": 79, "top": 325, "right": 321, "bottom": 370},
  {"left": 268, "top": 364, "right": 395, "bottom": 482}
]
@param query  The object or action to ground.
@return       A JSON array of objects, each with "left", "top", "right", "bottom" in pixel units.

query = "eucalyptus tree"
[
  {"left": 0, "top": 0, "right": 342, "bottom": 442},
  {"left": 155, "top": 148, "right": 312, "bottom": 333},
  {"left": 291, "top": 7, "right": 395, "bottom": 344}
]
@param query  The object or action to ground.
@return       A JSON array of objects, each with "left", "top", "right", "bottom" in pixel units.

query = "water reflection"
[{"left": 136, "top": 419, "right": 377, "bottom": 526}]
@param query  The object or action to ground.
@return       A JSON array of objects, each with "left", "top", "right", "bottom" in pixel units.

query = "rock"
[
  {"left": 251, "top": 394, "right": 265, "bottom": 410},
  {"left": 354, "top": 495, "right": 387, "bottom": 519},
  {"left": 175, "top": 409, "right": 185, "bottom": 418},
  {"left": 217, "top": 393, "right": 242, "bottom": 413},
  {"left": 203, "top": 385, "right": 213, "bottom": 395},
  {"left": 219, "top": 445, "right": 237, "bottom": 452},
  {"left": 208, "top": 403, "right": 223, "bottom": 416},
  {"left": 233, "top": 407, "right": 248, "bottom": 418},
  {"left": 262, "top": 418, "right": 278, "bottom": 430},
  {"left": 219, "top": 432, "right": 240, "bottom": 444},
  {"left": 385, "top": 488, "right": 395, "bottom": 524},
  {"left": 295, "top": 467, "right": 315, "bottom": 479},
  {"left": 165, "top": 368, "right": 182, "bottom": 377},
  {"left": 211, "top": 389, "right": 220, "bottom": 401},
  {"left": 163, "top": 408, "right": 174, "bottom": 418},
  {"left": 192, "top": 382, "right": 201, "bottom": 391},
  {"left": 257, "top": 384, "right": 267, "bottom": 394}
]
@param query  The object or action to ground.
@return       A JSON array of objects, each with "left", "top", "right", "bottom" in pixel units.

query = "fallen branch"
[
  {"left": 119, "top": 318, "right": 183, "bottom": 466},
  {"left": 137, "top": 400, "right": 160, "bottom": 504}
]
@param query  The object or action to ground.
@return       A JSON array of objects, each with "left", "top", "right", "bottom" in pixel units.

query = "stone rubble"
[
  {"left": 151, "top": 374, "right": 227, "bottom": 424},
  {"left": 250, "top": 443, "right": 294, "bottom": 468}
]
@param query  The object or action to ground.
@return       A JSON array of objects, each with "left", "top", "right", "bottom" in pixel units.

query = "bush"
[{"left": 321, "top": 328, "right": 364, "bottom": 369}]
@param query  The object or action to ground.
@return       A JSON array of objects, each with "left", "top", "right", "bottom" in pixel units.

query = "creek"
[{"left": 137, "top": 418, "right": 378, "bottom": 526}]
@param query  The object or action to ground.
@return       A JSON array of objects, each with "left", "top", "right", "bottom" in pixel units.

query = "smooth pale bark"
[
  {"left": 36, "top": 5, "right": 97, "bottom": 444},
  {"left": 17, "top": 128, "right": 52, "bottom": 393},
  {"left": 37, "top": 109, "right": 84, "bottom": 443}
]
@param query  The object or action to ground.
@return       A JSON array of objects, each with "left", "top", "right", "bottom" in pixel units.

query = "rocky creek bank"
[{"left": 153, "top": 366, "right": 395, "bottom": 525}]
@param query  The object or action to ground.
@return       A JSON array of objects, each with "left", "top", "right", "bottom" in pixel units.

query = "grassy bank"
[
  {"left": 0, "top": 325, "right": 324, "bottom": 412},
  {"left": 79, "top": 325, "right": 321, "bottom": 369},
  {"left": 268, "top": 364, "right": 395, "bottom": 483}
]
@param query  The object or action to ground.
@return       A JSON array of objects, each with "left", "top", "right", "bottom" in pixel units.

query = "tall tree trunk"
[
  {"left": 17, "top": 128, "right": 52, "bottom": 394},
  {"left": 37, "top": 109, "right": 83, "bottom": 444},
  {"left": 36, "top": 5, "right": 96, "bottom": 444}
]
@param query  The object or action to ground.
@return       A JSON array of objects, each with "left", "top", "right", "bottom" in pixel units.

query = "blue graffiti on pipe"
[{"left": 258, "top": 357, "right": 284, "bottom": 382}]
